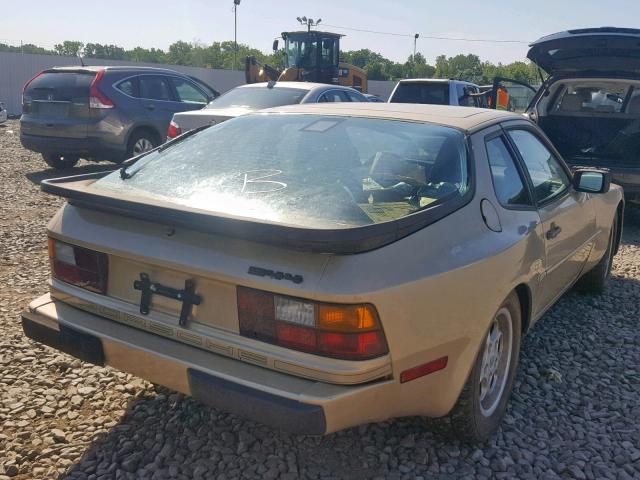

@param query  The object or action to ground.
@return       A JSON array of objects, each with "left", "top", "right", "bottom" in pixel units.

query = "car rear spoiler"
[{"left": 41, "top": 172, "right": 472, "bottom": 255}]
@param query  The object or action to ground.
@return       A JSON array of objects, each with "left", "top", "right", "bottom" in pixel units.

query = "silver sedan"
[{"left": 167, "top": 81, "right": 367, "bottom": 139}]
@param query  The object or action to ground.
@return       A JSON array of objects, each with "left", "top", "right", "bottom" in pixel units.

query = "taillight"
[
  {"left": 22, "top": 70, "right": 45, "bottom": 108},
  {"left": 237, "top": 287, "right": 388, "bottom": 360},
  {"left": 48, "top": 238, "right": 108, "bottom": 294},
  {"left": 89, "top": 70, "right": 114, "bottom": 109},
  {"left": 167, "top": 120, "right": 182, "bottom": 139}
]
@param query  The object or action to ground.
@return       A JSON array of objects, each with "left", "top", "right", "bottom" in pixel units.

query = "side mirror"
[
  {"left": 272, "top": 39, "right": 279, "bottom": 51},
  {"left": 573, "top": 169, "right": 611, "bottom": 194}
]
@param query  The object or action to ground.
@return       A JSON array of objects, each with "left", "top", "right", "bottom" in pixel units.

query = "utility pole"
[
  {"left": 413, "top": 33, "right": 419, "bottom": 58},
  {"left": 233, "top": 0, "right": 241, "bottom": 70}
]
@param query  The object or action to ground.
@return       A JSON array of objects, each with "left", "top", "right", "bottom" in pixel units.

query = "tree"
[
  {"left": 54, "top": 40, "right": 84, "bottom": 57},
  {"left": 403, "top": 53, "right": 435, "bottom": 79},
  {"left": 435, "top": 54, "right": 483, "bottom": 83},
  {"left": 1, "top": 38, "right": 542, "bottom": 86},
  {"left": 167, "top": 41, "right": 193, "bottom": 65}
]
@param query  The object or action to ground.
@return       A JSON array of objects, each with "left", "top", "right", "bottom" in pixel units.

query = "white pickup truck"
[{"left": 388, "top": 78, "right": 485, "bottom": 107}]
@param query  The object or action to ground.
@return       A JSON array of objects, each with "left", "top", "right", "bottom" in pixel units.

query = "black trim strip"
[
  {"left": 22, "top": 313, "right": 105, "bottom": 366},
  {"left": 188, "top": 368, "right": 326, "bottom": 435}
]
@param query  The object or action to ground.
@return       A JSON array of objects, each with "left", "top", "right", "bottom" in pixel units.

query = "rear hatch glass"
[
  {"left": 22, "top": 70, "right": 95, "bottom": 138},
  {"left": 23, "top": 71, "right": 93, "bottom": 119},
  {"left": 390, "top": 83, "right": 450, "bottom": 105},
  {"left": 206, "top": 87, "right": 308, "bottom": 110},
  {"left": 91, "top": 113, "right": 470, "bottom": 229}
]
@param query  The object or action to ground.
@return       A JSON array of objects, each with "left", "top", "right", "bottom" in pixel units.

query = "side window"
[
  {"left": 116, "top": 78, "right": 139, "bottom": 98},
  {"left": 486, "top": 136, "right": 531, "bottom": 207},
  {"left": 171, "top": 78, "right": 208, "bottom": 104},
  {"left": 457, "top": 84, "right": 473, "bottom": 106},
  {"left": 139, "top": 75, "right": 174, "bottom": 102},
  {"left": 318, "top": 90, "right": 349, "bottom": 103},
  {"left": 346, "top": 91, "right": 364, "bottom": 102},
  {"left": 508, "top": 129, "right": 571, "bottom": 204}
]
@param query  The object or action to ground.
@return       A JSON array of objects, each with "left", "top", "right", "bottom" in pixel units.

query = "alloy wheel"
[
  {"left": 132, "top": 138, "right": 155, "bottom": 156},
  {"left": 479, "top": 307, "right": 513, "bottom": 417}
]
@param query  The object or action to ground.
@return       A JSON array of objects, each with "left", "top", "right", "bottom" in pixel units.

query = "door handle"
[
  {"left": 546, "top": 223, "right": 562, "bottom": 240},
  {"left": 144, "top": 104, "right": 156, "bottom": 111}
]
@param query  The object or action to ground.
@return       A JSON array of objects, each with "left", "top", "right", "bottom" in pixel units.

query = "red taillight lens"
[
  {"left": 23, "top": 70, "right": 45, "bottom": 94},
  {"left": 89, "top": 70, "right": 114, "bottom": 109},
  {"left": 167, "top": 121, "right": 182, "bottom": 139},
  {"left": 22, "top": 70, "right": 45, "bottom": 110},
  {"left": 317, "top": 331, "right": 388, "bottom": 359},
  {"left": 237, "top": 287, "right": 388, "bottom": 360},
  {"left": 48, "top": 238, "right": 108, "bottom": 294}
]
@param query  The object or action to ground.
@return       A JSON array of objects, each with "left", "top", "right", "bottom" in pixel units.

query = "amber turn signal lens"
[{"left": 318, "top": 304, "right": 378, "bottom": 332}]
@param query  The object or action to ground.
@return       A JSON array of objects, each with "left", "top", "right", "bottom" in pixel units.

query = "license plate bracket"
[{"left": 133, "top": 273, "right": 202, "bottom": 326}]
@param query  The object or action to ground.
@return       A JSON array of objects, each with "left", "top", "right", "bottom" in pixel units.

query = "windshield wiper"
[{"left": 120, "top": 124, "right": 212, "bottom": 181}]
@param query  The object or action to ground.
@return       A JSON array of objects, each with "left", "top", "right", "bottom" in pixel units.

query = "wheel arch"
[{"left": 126, "top": 123, "right": 163, "bottom": 149}]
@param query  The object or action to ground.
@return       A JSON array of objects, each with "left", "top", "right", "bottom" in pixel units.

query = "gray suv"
[{"left": 20, "top": 66, "right": 218, "bottom": 169}]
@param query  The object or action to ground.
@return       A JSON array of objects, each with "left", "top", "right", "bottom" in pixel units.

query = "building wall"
[{"left": 0, "top": 52, "right": 396, "bottom": 115}]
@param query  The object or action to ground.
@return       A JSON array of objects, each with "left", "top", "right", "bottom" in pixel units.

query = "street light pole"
[
  {"left": 298, "top": 16, "right": 321, "bottom": 32},
  {"left": 233, "top": 0, "right": 241, "bottom": 70},
  {"left": 414, "top": 33, "right": 419, "bottom": 58}
]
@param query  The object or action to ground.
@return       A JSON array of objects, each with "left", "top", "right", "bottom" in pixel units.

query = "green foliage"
[
  {"left": 0, "top": 39, "right": 542, "bottom": 85},
  {"left": 84, "top": 43, "right": 126, "bottom": 60},
  {"left": 54, "top": 40, "right": 84, "bottom": 57}
]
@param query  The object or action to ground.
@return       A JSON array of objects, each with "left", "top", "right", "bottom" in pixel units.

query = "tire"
[
  {"left": 42, "top": 153, "right": 79, "bottom": 170},
  {"left": 576, "top": 212, "right": 618, "bottom": 294},
  {"left": 127, "top": 130, "right": 159, "bottom": 159},
  {"left": 447, "top": 291, "right": 522, "bottom": 443}
]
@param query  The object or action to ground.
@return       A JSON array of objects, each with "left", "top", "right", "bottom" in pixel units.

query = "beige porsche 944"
[{"left": 23, "top": 103, "right": 623, "bottom": 442}]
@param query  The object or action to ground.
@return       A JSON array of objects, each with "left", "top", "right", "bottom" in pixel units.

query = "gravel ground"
[{"left": 0, "top": 118, "right": 639, "bottom": 480}]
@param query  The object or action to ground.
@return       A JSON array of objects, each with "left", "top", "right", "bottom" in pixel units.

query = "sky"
[{"left": 2, "top": 0, "right": 640, "bottom": 65}]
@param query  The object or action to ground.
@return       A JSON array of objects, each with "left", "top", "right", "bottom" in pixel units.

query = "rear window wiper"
[{"left": 120, "top": 124, "right": 212, "bottom": 180}]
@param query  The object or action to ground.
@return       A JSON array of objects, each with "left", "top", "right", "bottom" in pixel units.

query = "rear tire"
[
  {"left": 446, "top": 292, "right": 522, "bottom": 443},
  {"left": 576, "top": 212, "right": 618, "bottom": 294},
  {"left": 42, "top": 153, "right": 79, "bottom": 170},
  {"left": 127, "top": 130, "right": 159, "bottom": 159}
]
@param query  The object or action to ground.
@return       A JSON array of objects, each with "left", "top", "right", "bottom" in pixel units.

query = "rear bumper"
[
  {"left": 20, "top": 133, "right": 126, "bottom": 161},
  {"left": 22, "top": 294, "right": 399, "bottom": 434}
]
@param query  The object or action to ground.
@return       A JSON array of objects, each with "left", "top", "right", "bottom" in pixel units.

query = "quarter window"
[
  {"left": 345, "top": 91, "right": 364, "bottom": 102},
  {"left": 171, "top": 78, "right": 208, "bottom": 104},
  {"left": 486, "top": 136, "right": 531, "bottom": 206},
  {"left": 319, "top": 91, "right": 349, "bottom": 102},
  {"left": 457, "top": 84, "right": 474, "bottom": 107},
  {"left": 139, "top": 75, "right": 174, "bottom": 102},
  {"left": 508, "top": 130, "right": 570, "bottom": 204},
  {"left": 117, "top": 78, "right": 138, "bottom": 98}
]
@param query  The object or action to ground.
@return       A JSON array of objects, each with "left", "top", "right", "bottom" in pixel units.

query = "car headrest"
[{"left": 559, "top": 94, "right": 583, "bottom": 112}]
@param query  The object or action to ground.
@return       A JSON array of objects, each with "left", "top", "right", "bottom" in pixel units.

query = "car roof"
[
  {"left": 46, "top": 66, "right": 185, "bottom": 74},
  {"left": 235, "top": 82, "right": 358, "bottom": 92},
  {"left": 259, "top": 103, "right": 521, "bottom": 131},
  {"left": 397, "top": 78, "right": 478, "bottom": 85}
]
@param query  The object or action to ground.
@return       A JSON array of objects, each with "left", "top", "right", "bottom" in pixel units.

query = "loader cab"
[{"left": 280, "top": 31, "right": 342, "bottom": 84}]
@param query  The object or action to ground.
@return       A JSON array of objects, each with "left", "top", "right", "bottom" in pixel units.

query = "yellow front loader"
[{"left": 245, "top": 30, "right": 368, "bottom": 93}]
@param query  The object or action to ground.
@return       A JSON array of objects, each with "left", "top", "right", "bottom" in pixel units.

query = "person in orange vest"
[{"left": 495, "top": 86, "right": 510, "bottom": 111}]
